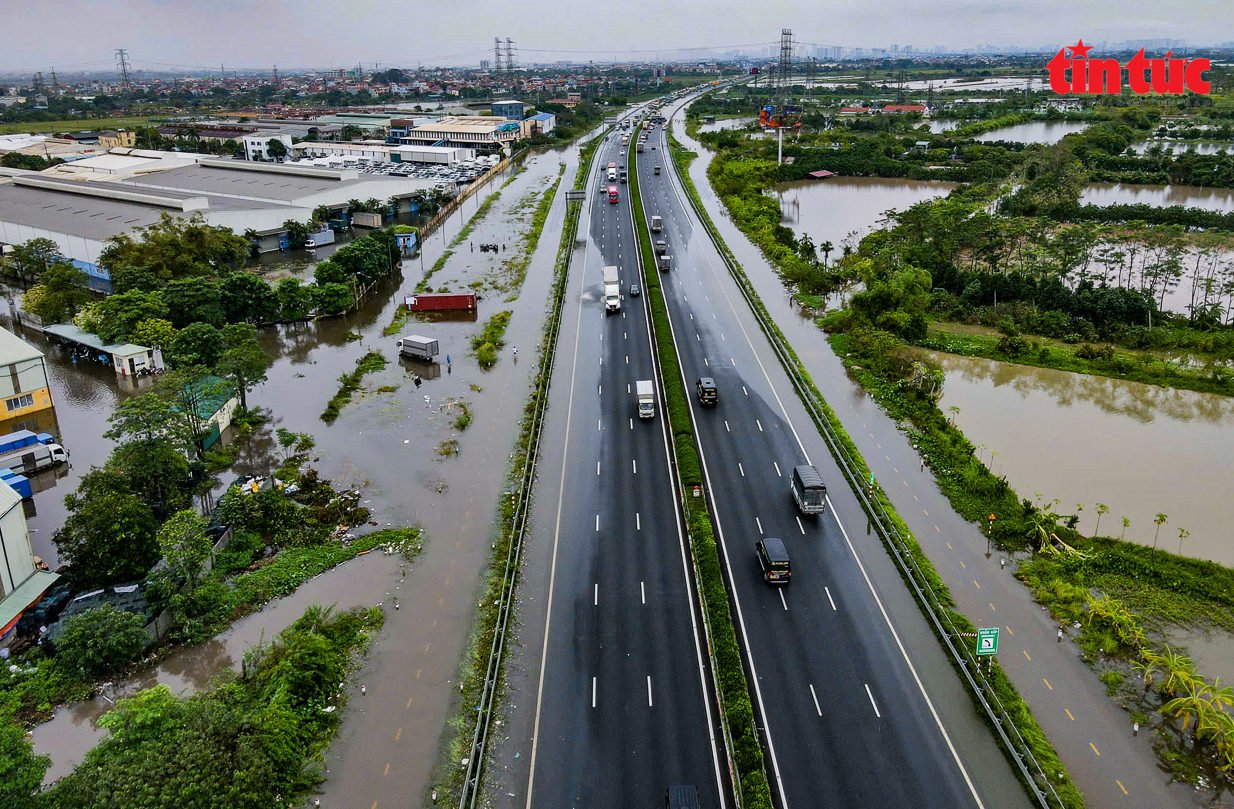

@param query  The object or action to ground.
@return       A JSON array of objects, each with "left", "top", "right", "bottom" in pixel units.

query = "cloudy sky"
[{"left": 2, "top": 0, "right": 1229, "bottom": 73}]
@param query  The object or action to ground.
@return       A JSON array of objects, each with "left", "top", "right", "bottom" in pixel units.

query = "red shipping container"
[{"left": 404, "top": 292, "right": 477, "bottom": 311}]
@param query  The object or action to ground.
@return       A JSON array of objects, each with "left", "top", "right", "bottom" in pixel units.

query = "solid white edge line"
[
  {"left": 524, "top": 143, "right": 595, "bottom": 807},
  {"left": 831, "top": 494, "right": 983, "bottom": 807},
  {"left": 662, "top": 105, "right": 983, "bottom": 809}
]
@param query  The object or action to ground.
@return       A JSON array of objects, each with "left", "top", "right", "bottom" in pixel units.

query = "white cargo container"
[{"left": 398, "top": 334, "right": 440, "bottom": 361}]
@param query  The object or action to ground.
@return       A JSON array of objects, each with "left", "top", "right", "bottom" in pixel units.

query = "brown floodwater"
[
  {"left": 773, "top": 176, "right": 958, "bottom": 253},
  {"left": 1080, "top": 182, "right": 1234, "bottom": 212},
  {"left": 31, "top": 549, "right": 402, "bottom": 782},
  {"left": 930, "top": 352, "right": 1234, "bottom": 565},
  {"left": 973, "top": 121, "right": 1089, "bottom": 144}
]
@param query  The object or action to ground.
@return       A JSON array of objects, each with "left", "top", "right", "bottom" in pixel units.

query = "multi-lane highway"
[
  {"left": 633, "top": 105, "right": 990, "bottom": 808},
  {"left": 520, "top": 111, "right": 726, "bottom": 809}
]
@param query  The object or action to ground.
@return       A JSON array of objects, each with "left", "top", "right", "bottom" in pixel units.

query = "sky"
[{"left": 2, "top": 0, "right": 1230, "bottom": 74}]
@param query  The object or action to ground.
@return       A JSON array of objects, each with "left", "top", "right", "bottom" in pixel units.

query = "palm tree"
[
  {"left": 1154, "top": 513, "right": 1169, "bottom": 549},
  {"left": 820, "top": 240, "right": 834, "bottom": 267},
  {"left": 1094, "top": 503, "right": 1109, "bottom": 537},
  {"left": 1121, "top": 516, "right": 1131, "bottom": 540},
  {"left": 1178, "top": 527, "right": 1190, "bottom": 555}
]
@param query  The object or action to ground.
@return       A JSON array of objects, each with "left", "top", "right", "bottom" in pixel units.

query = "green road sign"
[{"left": 976, "top": 627, "right": 999, "bottom": 656}]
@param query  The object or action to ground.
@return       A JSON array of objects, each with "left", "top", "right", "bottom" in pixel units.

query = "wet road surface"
[
  {"left": 671, "top": 102, "right": 1198, "bottom": 809},
  {"left": 502, "top": 107, "right": 726, "bottom": 809},
  {"left": 643, "top": 103, "right": 1014, "bottom": 809}
]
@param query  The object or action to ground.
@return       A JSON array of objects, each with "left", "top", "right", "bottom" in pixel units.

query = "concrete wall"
[{"left": 0, "top": 498, "right": 34, "bottom": 596}]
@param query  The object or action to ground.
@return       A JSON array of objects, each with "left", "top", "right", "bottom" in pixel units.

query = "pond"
[
  {"left": 974, "top": 121, "right": 1089, "bottom": 144},
  {"left": 1130, "top": 141, "right": 1232, "bottom": 156},
  {"left": 772, "top": 176, "right": 958, "bottom": 253},
  {"left": 930, "top": 351, "right": 1234, "bottom": 566},
  {"left": 697, "top": 116, "right": 755, "bottom": 133},
  {"left": 1080, "top": 182, "right": 1234, "bottom": 212}
]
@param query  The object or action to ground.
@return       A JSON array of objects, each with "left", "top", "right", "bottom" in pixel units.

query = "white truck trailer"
[
  {"left": 636, "top": 380, "right": 655, "bottom": 419},
  {"left": 603, "top": 265, "right": 621, "bottom": 313},
  {"left": 398, "top": 334, "right": 440, "bottom": 361}
]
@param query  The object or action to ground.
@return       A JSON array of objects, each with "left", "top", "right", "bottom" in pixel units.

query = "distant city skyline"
[{"left": 2, "top": 0, "right": 1231, "bottom": 73}]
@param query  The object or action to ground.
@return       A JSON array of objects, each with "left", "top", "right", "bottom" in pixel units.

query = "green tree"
[
  {"left": 21, "top": 262, "right": 91, "bottom": 324},
  {"left": 312, "top": 282, "right": 352, "bottom": 315},
  {"left": 53, "top": 469, "right": 160, "bottom": 588},
  {"left": 160, "top": 277, "right": 225, "bottom": 328},
  {"left": 99, "top": 213, "right": 248, "bottom": 293},
  {"left": 168, "top": 322, "right": 223, "bottom": 369},
  {"left": 216, "top": 324, "right": 269, "bottom": 410},
  {"left": 282, "top": 218, "right": 312, "bottom": 250},
  {"left": 313, "top": 259, "right": 346, "bottom": 286},
  {"left": 108, "top": 437, "right": 194, "bottom": 515},
  {"left": 220, "top": 272, "right": 279, "bottom": 324},
  {"left": 3, "top": 237, "right": 60, "bottom": 287},
  {"left": 266, "top": 138, "right": 288, "bottom": 161},
  {"left": 93, "top": 289, "right": 170, "bottom": 343},
  {"left": 106, "top": 375, "right": 198, "bottom": 451},
  {"left": 156, "top": 510, "right": 212, "bottom": 591},
  {"left": 1094, "top": 502, "right": 1109, "bottom": 537},
  {"left": 0, "top": 711, "right": 50, "bottom": 809},
  {"left": 275, "top": 278, "right": 313, "bottom": 321},
  {"left": 130, "top": 318, "right": 177, "bottom": 349},
  {"left": 819, "top": 240, "right": 834, "bottom": 267},
  {"left": 1154, "top": 513, "right": 1169, "bottom": 549},
  {"left": 53, "top": 604, "right": 149, "bottom": 677}
]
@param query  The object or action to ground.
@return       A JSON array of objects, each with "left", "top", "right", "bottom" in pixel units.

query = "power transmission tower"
[
  {"left": 493, "top": 37, "right": 504, "bottom": 74},
  {"left": 777, "top": 28, "right": 793, "bottom": 96},
  {"left": 32, "top": 72, "right": 44, "bottom": 96},
  {"left": 272, "top": 65, "right": 279, "bottom": 87},
  {"left": 50, "top": 70, "right": 59, "bottom": 95},
  {"left": 115, "top": 48, "right": 133, "bottom": 93},
  {"left": 505, "top": 38, "right": 517, "bottom": 77}
]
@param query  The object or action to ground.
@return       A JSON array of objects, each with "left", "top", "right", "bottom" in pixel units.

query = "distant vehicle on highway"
[
  {"left": 666, "top": 785, "right": 700, "bottom": 809},
  {"left": 607, "top": 184, "right": 619, "bottom": 204},
  {"left": 629, "top": 283, "right": 640, "bottom": 297},
  {"left": 636, "top": 379, "right": 656, "bottom": 419},
  {"left": 756, "top": 538, "right": 791, "bottom": 584},
  {"left": 695, "top": 377, "right": 717, "bottom": 405},
  {"left": 655, "top": 165, "right": 661, "bottom": 175},
  {"left": 791, "top": 464, "right": 827, "bottom": 514}
]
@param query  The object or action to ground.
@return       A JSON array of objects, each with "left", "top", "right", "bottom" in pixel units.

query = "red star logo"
[{"left": 1068, "top": 39, "right": 1094, "bottom": 59}]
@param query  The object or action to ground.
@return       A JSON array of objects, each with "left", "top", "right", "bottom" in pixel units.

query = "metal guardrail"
[
  {"left": 455, "top": 134, "right": 595, "bottom": 809},
  {"left": 668, "top": 110, "right": 1067, "bottom": 809}
]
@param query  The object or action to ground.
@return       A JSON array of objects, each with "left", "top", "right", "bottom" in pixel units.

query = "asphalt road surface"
[
  {"left": 520, "top": 108, "right": 726, "bottom": 809},
  {"left": 636, "top": 109, "right": 995, "bottom": 809}
]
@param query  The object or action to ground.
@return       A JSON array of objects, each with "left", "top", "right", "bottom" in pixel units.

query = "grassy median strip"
[
  {"left": 630, "top": 125, "right": 773, "bottom": 809},
  {"left": 666, "top": 113, "right": 1083, "bottom": 808},
  {"left": 321, "top": 351, "right": 388, "bottom": 424}
]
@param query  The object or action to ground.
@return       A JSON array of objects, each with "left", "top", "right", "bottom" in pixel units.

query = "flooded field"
[
  {"left": 931, "top": 352, "right": 1234, "bottom": 565},
  {"left": 773, "top": 176, "right": 957, "bottom": 252},
  {"left": 1130, "top": 141, "right": 1232, "bottom": 156},
  {"left": 697, "top": 116, "right": 755, "bottom": 133},
  {"left": 1080, "top": 182, "right": 1234, "bottom": 212},
  {"left": 974, "top": 121, "right": 1089, "bottom": 144},
  {"left": 926, "top": 120, "right": 959, "bottom": 134}
]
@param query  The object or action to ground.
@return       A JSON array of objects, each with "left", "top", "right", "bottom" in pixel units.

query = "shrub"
[{"left": 52, "top": 605, "right": 148, "bottom": 677}]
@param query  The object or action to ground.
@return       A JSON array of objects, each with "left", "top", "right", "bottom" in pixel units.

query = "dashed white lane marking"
[
  {"left": 641, "top": 581, "right": 646, "bottom": 604},
  {"left": 796, "top": 517, "right": 806, "bottom": 535},
  {"left": 597, "top": 461, "right": 600, "bottom": 475},
  {"left": 809, "top": 684, "right": 822, "bottom": 716},
  {"left": 738, "top": 463, "right": 745, "bottom": 477},
  {"left": 773, "top": 462, "right": 781, "bottom": 477},
  {"left": 632, "top": 459, "right": 637, "bottom": 475},
  {"left": 865, "top": 684, "right": 881, "bottom": 718},
  {"left": 756, "top": 420, "right": 763, "bottom": 432},
  {"left": 595, "top": 515, "right": 599, "bottom": 532},
  {"left": 755, "top": 517, "right": 763, "bottom": 535},
  {"left": 724, "top": 420, "right": 730, "bottom": 432},
  {"left": 594, "top": 583, "right": 598, "bottom": 606},
  {"left": 636, "top": 512, "right": 641, "bottom": 530},
  {"left": 592, "top": 677, "right": 597, "bottom": 708},
  {"left": 742, "top": 386, "right": 748, "bottom": 396},
  {"left": 825, "top": 586, "right": 837, "bottom": 610},
  {"left": 647, "top": 676, "right": 654, "bottom": 707},
  {"left": 779, "top": 589, "right": 788, "bottom": 611}
]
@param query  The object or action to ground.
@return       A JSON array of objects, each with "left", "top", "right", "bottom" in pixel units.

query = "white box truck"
[
  {"left": 651, "top": 216, "right": 663, "bottom": 233},
  {"left": 602, "top": 265, "right": 621, "bottom": 313},
  {"left": 636, "top": 380, "right": 655, "bottom": 419},
  {"left": 657, "top": 254, "right": 672, "bottom": 272},
  {"left": 0, "top": 430, "right": 67, "bottom": 475},
  {"left": 398, "top": 335, "right": 440, "bottom": 361},
  {"left": 305, "top": 228, "right": 336, "bottom": 248}
]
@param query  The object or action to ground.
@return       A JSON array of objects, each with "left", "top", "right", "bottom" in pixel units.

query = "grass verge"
[
  {"left": 921, "top": 323, "right": 1234, "bottom": 398},
  {"left": 321, "top": 351, "right": 388, "bottom": 423},
  {"left": 630, "top": 125, "right": 772, "bottom": 809},
  {"left": 669, "top": 113, "right": 1083, "bottom": 808},
  {"left": 433, "top": 131, "right": 598, "bottom": 805},
  {"left": 471, "top": 310, "right": 512, "bottom": 369}
]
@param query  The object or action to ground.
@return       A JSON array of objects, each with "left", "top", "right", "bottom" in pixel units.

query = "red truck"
[
  {"left": 403, "top": 292, "right": 477, "bottom": 311},
  {"left": 608, "top": 185, "right": 619, "bottom": 203}
]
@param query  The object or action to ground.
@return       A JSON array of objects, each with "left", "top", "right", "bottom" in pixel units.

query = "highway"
[
  {"left": 634, "top": 104, "right": 995, "bottom": 809},
  {"left": 519, "top": 110, "right": 726, "bottom": 809}
]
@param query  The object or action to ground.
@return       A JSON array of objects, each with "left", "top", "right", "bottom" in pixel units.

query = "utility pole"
[{"left": 115, "top": 48, "right": 133, "bottom": 94}]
